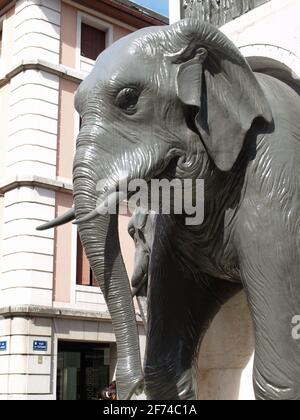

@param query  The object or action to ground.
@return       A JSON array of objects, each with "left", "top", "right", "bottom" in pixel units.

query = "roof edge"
[
  {"left": 0, "top": 0, "right": 169, "bottom": 26},
  {"left": 74, "top": 0, "right": 169, "bottom": 27},
  {"left": 110, "top": 0, "right": 169, "bottom": 24}
]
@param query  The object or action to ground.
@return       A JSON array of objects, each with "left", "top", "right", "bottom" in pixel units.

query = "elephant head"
[{"left": 38, "top": 19, "right": 272, "bottom": 399}]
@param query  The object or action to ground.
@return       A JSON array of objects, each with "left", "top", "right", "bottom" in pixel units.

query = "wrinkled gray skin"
[{"left": 38, "top": 19, "right": 300, "bottom": 400}]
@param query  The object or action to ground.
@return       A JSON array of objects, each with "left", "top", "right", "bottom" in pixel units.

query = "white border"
[
  {"left": 169, "top": 0, "right": 181, "bottom": 23},
  {"left": 76, "top": 11, "right": 114, "bottom": 71}
]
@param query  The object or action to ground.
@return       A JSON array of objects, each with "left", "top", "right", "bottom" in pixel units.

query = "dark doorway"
[{"left": 57, "top": 341, "right": 110, "bottom": 400}]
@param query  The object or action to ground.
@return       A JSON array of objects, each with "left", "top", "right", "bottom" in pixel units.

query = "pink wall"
[
  {"left": 60, "top": 2, "right": 77, "bottom": 68},
  {"left": 60, "top": 1, "right": 133, "bottom": 69},
  {"left": 57, "top": 78, "right": 78, "bottom": 179},
  {"left": 113, "top": 24, "right": 132, "bottom": 42},
  {"left": 54, "top": 192, "right": 73, "bottom": 302}
]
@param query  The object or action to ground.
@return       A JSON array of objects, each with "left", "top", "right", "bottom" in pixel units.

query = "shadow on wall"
[{"left": 197, "top": 291, "right": 255, "bottom": 400}]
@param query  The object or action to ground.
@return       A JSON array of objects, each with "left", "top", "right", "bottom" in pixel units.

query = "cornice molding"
[
  {"left": 0, "top": 176, "right": 131, "bottom": 214},
  {"left": 0, "top": 175, "right": 73, "bottom": 195},
  {"left": 0, "top": 59, "right": 84, "bottom": 88},
  {"left": 0, "top": 304, "right": 144, "bottom": 324}
]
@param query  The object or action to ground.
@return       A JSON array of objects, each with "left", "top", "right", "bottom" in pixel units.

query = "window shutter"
[{"left": 81, "top": 23, "right": 106, "bottom": 61}]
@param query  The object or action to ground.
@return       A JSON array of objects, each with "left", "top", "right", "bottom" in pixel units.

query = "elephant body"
[
  {"left": 38, "top": 19, "right": 300, "bottom": 400},
  {"left": 142, "top": 73, "right": 300, "bottom": 400}
]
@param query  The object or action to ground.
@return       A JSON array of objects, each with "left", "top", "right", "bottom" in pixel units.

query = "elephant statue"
[
  {"left": 38, "top": 19, "right": 300, "bottom": 400},
  {"left": 128, "top": 209, "right": 155, "bottom": 329}
]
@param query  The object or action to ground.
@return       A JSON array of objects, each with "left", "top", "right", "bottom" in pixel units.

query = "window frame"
[
  {"left": 76, "top": 232, "right": 97, "bottom": 288},
  {"left": 76, "top": 12, "right": 113, "bottom": 72}
]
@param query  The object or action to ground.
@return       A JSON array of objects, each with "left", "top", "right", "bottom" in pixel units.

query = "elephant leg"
[
  {"left": 236, "top": 204, "right": 300, "bottom": 400},
  {"left": 144, "top": 245, "right": 241, "bottom": 399}
]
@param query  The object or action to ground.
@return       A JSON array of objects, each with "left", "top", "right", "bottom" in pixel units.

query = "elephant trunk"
[{"left": 73, "top": 146, "right": 143, "bottom": 400}]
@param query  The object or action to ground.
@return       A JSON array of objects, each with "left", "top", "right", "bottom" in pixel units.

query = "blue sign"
[
  {"left": 33, "top": 341, "right": 47, "bottom": 352},
  {"left": 0, "top": 341, "right": 7, "bottom": 351}
]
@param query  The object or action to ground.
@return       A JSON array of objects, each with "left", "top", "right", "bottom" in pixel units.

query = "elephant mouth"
[
  {"left": 36, "top": 150, "right": 185, "bottom": 233},
  {"left": 73, "top": 189, "right": 128, "bottom": 225},
  {"left": 73, "top": 152, "right": 185, "bottom": 226}
]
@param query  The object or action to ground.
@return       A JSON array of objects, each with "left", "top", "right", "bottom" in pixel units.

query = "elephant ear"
[{"left": 175, "top": 46, "right": 273, "bottom": 171}]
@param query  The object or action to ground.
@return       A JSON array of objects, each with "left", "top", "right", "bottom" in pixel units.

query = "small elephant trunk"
[{"left": 73, "top": 148, "right": 143, "bottom": 399}]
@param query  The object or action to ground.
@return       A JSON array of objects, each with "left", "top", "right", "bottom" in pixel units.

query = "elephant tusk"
[
  {"left": 36, "top": 208, "right": 75, "bottom": 231},
  {"left": 73, "top": 191, "right": 127, "bottom": 225}
]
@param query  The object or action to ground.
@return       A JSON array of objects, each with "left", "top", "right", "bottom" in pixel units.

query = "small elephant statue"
[
  {"left": 128, "top": 209, "right": 155, "bottom": 329},
  {"left": 38, "top": 19, "right": 300, "bottom": 400}
]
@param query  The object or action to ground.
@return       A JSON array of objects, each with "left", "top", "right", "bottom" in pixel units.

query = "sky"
[{"left": 133, "top": 0, "right": 169, "bottom": 17}]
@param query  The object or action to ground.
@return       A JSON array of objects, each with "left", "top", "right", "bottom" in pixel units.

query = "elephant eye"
[{"left": 115, "top": 87, "right": 140, "bottom": 114}]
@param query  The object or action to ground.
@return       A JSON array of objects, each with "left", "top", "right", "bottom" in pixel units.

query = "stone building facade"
[{"left": 0, "top": 0, "right": 166, "bottom": 400}]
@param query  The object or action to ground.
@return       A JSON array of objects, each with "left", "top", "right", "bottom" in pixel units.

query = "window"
[
  {"left": 77, "top": 14, "right": 113, "bottom": 74},
  {"left": 81, "top": 23, "right": 106, "bottom": 61},
  {"left": 57, "top": 341, "right": 110, "bottom": 400},
  {"left": 76, "top": 233, "right": 97, "bottom": 287}
]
